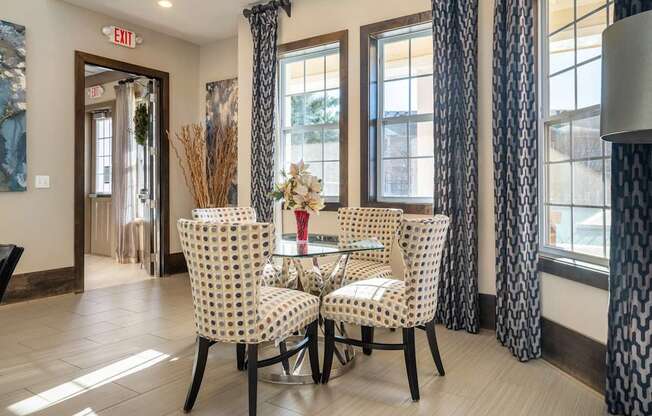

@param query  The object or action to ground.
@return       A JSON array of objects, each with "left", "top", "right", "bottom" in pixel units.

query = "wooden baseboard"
[
  {"left": 479, "top": 293, "right": 496, "bottom": 330},
  {"left": 166, "top": 252, "right": 187, "bottom": 275},
  {"left": 2, "top": 267, "right": 76, "bottom": 304},
  {"left": 542, "top": 317, "right": 606, "bottom": 393}
]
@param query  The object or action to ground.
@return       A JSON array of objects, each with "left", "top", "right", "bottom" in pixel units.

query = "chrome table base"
[{"left": 259, "top": 254, "right": 355, "bottom": 384}]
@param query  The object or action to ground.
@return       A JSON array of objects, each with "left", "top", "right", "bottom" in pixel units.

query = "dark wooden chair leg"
[
  {"left": 425, "top": 320, "right": 445, "bottom": 376},
  {"left": 184, "top": 336, "right": 211, "bottom": 412},
  {"left": 307, "top": 320, "right": 320, "bottom": 384},
  {"left": 278, "top": 341, "right": 291, "bottom": 375},
  {"left": 236, "top": 343, "right": 246, "bottom": 371},
  {"left": 361, "top": 326, "right": 374, "bottom": 356},
  {"left": 321, "top": 319, "right": 335, "bottom": 384},
  {"left": 402, "top": 328, "right": 420, "bottom": 401},
  {"left": 247, "top": 344, "right": 258, "bottom": 416}
]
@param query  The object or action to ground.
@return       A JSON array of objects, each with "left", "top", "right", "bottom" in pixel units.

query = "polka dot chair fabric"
[
  {"left": 191, "top": 207, "right": 258, "bottom": 223},
  {"left": 320, "top": 208, "right": 402, "bottom": 287},
  {"left": 190, "top": 207, "right": 284, "bottom": 288},
  {"left": 338, "top": 207, "right": 403, "bottom": 263},
  {"left": 321, "top": 216, "right": 450, "bottom": 329},
  {"left": 177, "top": 220, "right": 319, "bottom": 343}
]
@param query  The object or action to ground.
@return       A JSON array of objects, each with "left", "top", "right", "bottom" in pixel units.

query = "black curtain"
[
  {"left": 492, "top": 0, "right": 541, "bottom": 361},
  {"left": 247, "top": 7, "right": 278, "bottom": 222},
  {"left": 431, "top": 0, "right": 480, "bottom": 334},
  {"left": 606, "top": 3, "right": 652, "bottom": 415}
]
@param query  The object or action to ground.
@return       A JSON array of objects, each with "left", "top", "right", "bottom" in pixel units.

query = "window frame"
[
  {"left": 92, "top": 112, "right": 113, "bottom": 195},
  {"left": 360, "top": 11, "right": 434, "bottom": 215},
  {"left": 277, "top": 30, "right": 349, "bottom": 212},
  {"left": 538, "top": 0, "right": 613, "bottom": 268}
]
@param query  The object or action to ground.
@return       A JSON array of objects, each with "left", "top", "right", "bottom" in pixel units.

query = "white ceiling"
[{"left": 63, "top": 0, "right": 253, "bottom": 45}]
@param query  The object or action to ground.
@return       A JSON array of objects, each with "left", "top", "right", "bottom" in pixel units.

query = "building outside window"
[{"left": 541, "top": 0, "right": 614, "bottom": 265}]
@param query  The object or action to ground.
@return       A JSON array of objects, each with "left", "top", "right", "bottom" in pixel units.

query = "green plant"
[{"left": 134, "top": 103, "right": 148, "bottom": 146}]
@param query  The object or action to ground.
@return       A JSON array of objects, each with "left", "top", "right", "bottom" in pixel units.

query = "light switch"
[{"left": 35, "top": 175, "right": 50, "bottom": 189}]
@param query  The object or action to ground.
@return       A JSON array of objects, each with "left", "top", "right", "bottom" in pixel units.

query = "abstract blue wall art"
[
  {"left": 0, "top": 20, "right": 26, "bottom": 192},
  {"left": 206, "top": 78, "right": 238, "bottom": 206}
]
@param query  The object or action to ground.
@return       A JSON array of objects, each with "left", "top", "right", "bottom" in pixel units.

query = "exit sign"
[{"left": 102, "top": 26, "right": 142, "bottom": 49}]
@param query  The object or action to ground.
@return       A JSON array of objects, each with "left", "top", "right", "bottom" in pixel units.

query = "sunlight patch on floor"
[{"left": 7, "top": 350, "right": 170, "bottom": 415}]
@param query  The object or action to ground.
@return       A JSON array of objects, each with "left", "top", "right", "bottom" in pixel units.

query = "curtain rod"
[{"left": 243, "top": 0, "right": 291, "bottom": 18}]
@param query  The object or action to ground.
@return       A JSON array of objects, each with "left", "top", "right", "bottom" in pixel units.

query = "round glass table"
[{"left": 257, "top": 236, "right": 384, "bottom": 384}]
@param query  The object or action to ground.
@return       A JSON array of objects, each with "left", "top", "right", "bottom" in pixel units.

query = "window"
[
  {"left": 361, "top": 12, "right": 434, "bottom": 214},
  {"left": 377, "top": 30, "right": 433, "bottom": 202},
  {"left": 278, "top": 31, "right": 348, "bottom": 208},
  {"left": 93, "top": 112, "right": 112, "bottom": 195},
  {"left": 541, "top": 0, "right": 613, "bottom": 265}
]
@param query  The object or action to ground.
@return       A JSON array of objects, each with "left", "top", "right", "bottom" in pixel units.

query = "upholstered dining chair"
[
  {"left": 190, "top": 207, "right": 288, "bottom": 373},
  {"left": 320, "top": 207, "right": 403, "bottom": 354},
  {"left": 191, "top": 207, "right": 284, "bottom": 286},
  {"left": 177, "top": 220, "right": 320, "bottom": 416},
  {"left": 0, "top": 244, "right": 24, "bottom": 302},
  {"left": 320, "top": 216, "right": 450, "bottom": 401}
]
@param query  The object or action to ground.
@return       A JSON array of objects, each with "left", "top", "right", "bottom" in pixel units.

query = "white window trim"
[
  {"left": 278, "top": 46, "right": 341, "bottom": 203},
  {"left": 376, "top": 29, "right": 434, "bottom": 204},
  {"left": 538, "top": 0, "right": 613, "bottom": 268}
]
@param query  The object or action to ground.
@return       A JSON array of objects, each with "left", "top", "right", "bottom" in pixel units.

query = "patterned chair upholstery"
[
  {"left": 178, "top": 220, "right": 321, "bottom": 416},
  {"left": 190, "top": 207, "right": 284, "bottom": 288},
  {"left": 320, "top": 207, "right": 403, "bottom": 286},
  {"left": 321, "top": 216, "right": 450, "bottom": 401},
  {"left": 178, "top": 220, "right": 319, "bottom": 343},
  {"left": 191, "top": 206, "right": 257, "bottom": 223}
]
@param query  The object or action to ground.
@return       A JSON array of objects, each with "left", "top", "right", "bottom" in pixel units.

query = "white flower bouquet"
[{"left": 271, "top": 161, "right": 325, "bottom": 214}]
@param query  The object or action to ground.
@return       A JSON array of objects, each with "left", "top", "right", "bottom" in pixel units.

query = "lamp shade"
[{"left": 601, "top": 10, "right": 652, "bottom": 143}]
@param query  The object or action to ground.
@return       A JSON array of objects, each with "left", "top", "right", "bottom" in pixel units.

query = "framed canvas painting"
[
  {"left": 0, "top": 20, "right": 26, "bottom": 192},
  {"left": 206, "top": 78, "right": 238, "bottom": 206}
]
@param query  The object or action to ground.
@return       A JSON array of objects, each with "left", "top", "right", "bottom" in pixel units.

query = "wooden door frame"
[{"left": 74, "top": 51, "right": 171, "bottom": 292}]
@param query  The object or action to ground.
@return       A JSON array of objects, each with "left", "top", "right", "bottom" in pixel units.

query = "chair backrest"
[
  {"left": 177, "top": 220, "right": 275, "bottom": 343},
  {"left": 398, "top": 216, "right": 450, "bottom": 327},
  {"left": 191, "top": 207, "right": 257, "bottom": 223},
  {"left": 337, "top": 207, "right": 403, "bottom": 263},
  {"left": 0, "top": 244, "right": 24, "bottom": 303}
]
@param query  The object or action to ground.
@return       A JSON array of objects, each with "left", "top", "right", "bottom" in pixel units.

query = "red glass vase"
[{"left": 294, "top": 209, "right": 310, "bottom": 242}]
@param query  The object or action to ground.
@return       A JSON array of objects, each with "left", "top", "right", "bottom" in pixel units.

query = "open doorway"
[{"left": 74, "top": 52, "right": 170, "bottom": 292}]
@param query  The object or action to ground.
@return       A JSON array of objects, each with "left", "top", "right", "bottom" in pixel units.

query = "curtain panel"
[
  {"left": 113, "top": 82, "right": 140, "bottom": 264},
  {"left": 492, "top": 0, "right": 541, "bottom": 361},
  {"left": 247, "top": 8, "right": 278, "bottom": 223},
  {"left": 431, "top": 0, "right": 480, "bottom": 333},
  {"left": 606, "top": 3, "right": 652, "bottom": 415}
]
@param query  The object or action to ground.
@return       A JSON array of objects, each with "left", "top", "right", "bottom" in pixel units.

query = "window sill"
[
  {"left": 282, "top": 203, "right": 341, "bottom": 213},
  {"left": 361, "top": 200, "right": 432, "bottom": 215},
  {"left": 538, "top": 256, "right": 609, "bottom": 291}
]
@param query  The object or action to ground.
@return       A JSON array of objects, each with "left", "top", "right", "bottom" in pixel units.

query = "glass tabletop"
[{"left": 273, "top": 237, "right": 384, "bottom": 258}]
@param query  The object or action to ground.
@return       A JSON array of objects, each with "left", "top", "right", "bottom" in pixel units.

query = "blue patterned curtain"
[
  {"left": 606, "top": 3, "right": 652, "bottom": 415},
  {"left": 432, "top": 0, "right": 479, "bottom": 333},
  {"left": 247, "top": 8, "right": 278, "bottom": 222},
  {"left": 492, "top": 0, "right": 540, "bottom": 361}
]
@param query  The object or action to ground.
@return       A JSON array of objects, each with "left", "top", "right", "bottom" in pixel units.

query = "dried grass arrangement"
[{"left": 170, "top": 123, "right": 237, "bottom": 208}]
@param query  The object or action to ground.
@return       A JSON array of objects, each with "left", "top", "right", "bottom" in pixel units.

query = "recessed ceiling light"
[{"left": 158, "top": 0, "right": 173, "bottom": 8}]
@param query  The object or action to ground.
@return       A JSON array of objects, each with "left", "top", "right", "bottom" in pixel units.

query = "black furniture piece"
[{"left": 0, "top": 244, "right": 24, "bottom": 302}]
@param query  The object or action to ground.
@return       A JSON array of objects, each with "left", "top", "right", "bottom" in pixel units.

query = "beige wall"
[
  {"left": 541, "top": 273, "right": 609, "bottom": 343},
  {"left": 198, "top": 37, "right": 238, "bottom": 123},
  {"left": 1, "top": 0, "right": 198, "bottom": 274}
]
